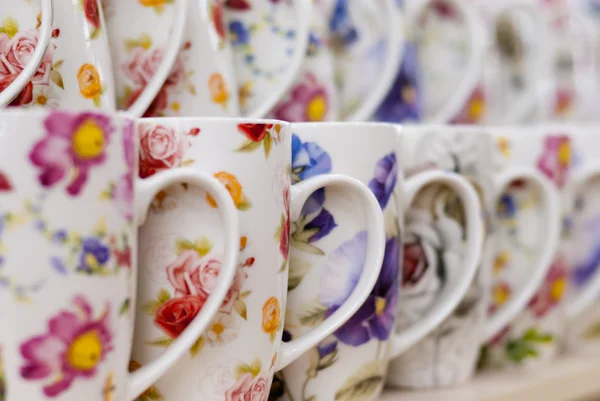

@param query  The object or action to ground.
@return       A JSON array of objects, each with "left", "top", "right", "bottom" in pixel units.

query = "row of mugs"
[
  {"left": 2, "top": 108, "right": 600, "bottom": 400},
  {"left": 3, "top": 0, "right": 598, "bottom": 124}
]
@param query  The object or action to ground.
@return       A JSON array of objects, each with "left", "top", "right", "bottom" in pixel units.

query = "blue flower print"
[
  {"left": 291, "top": 134, "right": 332, "bottom": 183},
  {"left": 368, "top": 153, "right": 398, "bottom": 209},
  {"left": 77, "top": 237, "right": 110, "bottom": 273},
  {"left": 329, "top": 0, "right": 359, "bottom": 48},
  {"left": 319, "top": 232, "right": 400, "bottom": 346},
  {"left": 229, "top": 20, "right": 250, "bottom": 46},
  {"left": 374, "top": 42, "right": 422, "bottom": 123},
  {"left": 307, "top": 31, "right": 323, "bottom": 57},
  {"left": 497, "top": 193, "right": 518, "bottom": 219}
]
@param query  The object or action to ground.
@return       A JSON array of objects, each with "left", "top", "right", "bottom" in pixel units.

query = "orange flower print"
[
  {"left": 139, "top": 0, "right": 167, "bottom": 6},
  {"left": 77, "top": 63, "right": 102, "bottom": 105},
  {"left": 206, "top": 171, "right": 252, "bottom": 210},
  {"left": 262, "top": 296, "right": 280, "bottom": 343},
  {"left": 209, "top": 73, "right": 229, "bottom": 108}
]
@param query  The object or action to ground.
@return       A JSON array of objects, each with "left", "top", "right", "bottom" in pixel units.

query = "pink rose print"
[
  {"left": 19, "top": 295, "right": 113, "bottom": 398},
  {"left": 536, "top": 135, "right": 572, "bottom": 189},
  {"left": 29, "top": 111, "right": 115, "bottom": 196},
  {"left": 221, "top": 263, "right": 249, "bottom": 314},
  {"left": 138, "top": 123, "right": 190, "bottom": 178},
  {"left": 225, "top": 373, "right": 268, "bottom": 401},
  {"left": 167, "top": 250, "right": 224, "bottom": 298},
  {"left": 0, "top": 171, "right": 12, "bottom": 191},
  {"left": 528, "top": 256, "right": 567, "bottom": 318},
  {"left": 272, "top": 73, "right": 329, "bottom": 122}
]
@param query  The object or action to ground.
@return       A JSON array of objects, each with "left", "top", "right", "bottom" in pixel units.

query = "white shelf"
[{"left": 381, "top": 354, "right": 600, "bottom": 401}]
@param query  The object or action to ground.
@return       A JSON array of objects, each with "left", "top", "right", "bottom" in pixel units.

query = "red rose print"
[
  {"left": 225, "top": 0, "right": 251, "bottom": 10},
  {"left": 213, "top": 1, "right": 226, "bottom": 40},
  {"left": 402, "top": 241, "right": 428, "bottom": 286},
  {"left": 154, "top": 295, "right": 206, "bottom": 338},
  {"left": 238, "top": 123, "right": 272, "bottom": 142},
  {"left": 83, "top": 0, "right": 101, "bottom": 28},
  {"left": 0, "top": 171, "right": 13, "bottom": 191}
]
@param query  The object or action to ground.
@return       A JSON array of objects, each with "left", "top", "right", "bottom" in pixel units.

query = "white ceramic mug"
[
  {"left": 0, "top": 0, "right": 117, "bottom": 110},
  {"left": 0, "top": 109, "right": 241, "bottom": 401},
  {"left": 0, "top": 0, "right": 53, "bottom": 107},
  {"left": 271, "top": 122, "right": 483, "bottom": 401},
  {"left": 386, "top": 125, "right": 561, "bottom": 388},
  {"left": 103, "top": 0, "right": 189, "bottom": 117},
  {"left": 224, "top": 0, "right": 313, "bottom": 118},
  {"left": 132, "top": 118, "right": 386, "bottom": 401},
  {"left": 480, "top": 125, "right": 600, "bottom": 369}
]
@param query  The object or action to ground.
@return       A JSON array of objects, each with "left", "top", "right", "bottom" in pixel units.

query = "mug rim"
[
  {"left": 139, "top": 117, "right": 289, "bottom": 126},
  {"left": 0, "top": 107, "right": 136, "bottom": 120}
]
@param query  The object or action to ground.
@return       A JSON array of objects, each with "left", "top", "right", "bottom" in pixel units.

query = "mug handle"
[
  {"left": 564, "top": 166, "right": 600, "bottom": 319},
  {"left": 125, "top": 168, "right": 240, "bottom": 401},
  {"left": 126, "top": 0, "right": 188, "bottom": 117},
  {"left": 346, "top": 0, "right": 403, "bottom": 122},
  {"left": 274, "top": 174, "right": 385, "bottom": 370},
  {"left": 0, "top": 0, "right": 53, "bottom": 107},
  {"left": 387, "top": 170, "right": 484, "bottom": 358},
  {"left": 420, "top": 0, "right": 486, "bottom": 123},
  {"left": 245, "top": 0, "right": 312, "bottom": 118},
  {"left": 482, "top": 167, "right": 561, "bottom": 342}
]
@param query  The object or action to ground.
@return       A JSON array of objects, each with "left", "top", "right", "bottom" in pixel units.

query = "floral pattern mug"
[
  {"left": 386, "top": 126, "right": 560, "bottom": 388},
  {"left": 132, "top": 118, "right": 387, "bottom": 401},
  {"left": 271, "top": 122, "right": 484, "bottom": 401},
  {"left": 1, "top": 0, "right": 116, "bottom": 110},
  {"left": 0, "top": 108, "right": 242, "bottom": 401}
]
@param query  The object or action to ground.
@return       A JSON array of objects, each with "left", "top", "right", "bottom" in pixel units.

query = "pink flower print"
[
  {"left": 113, "top": 121, "right": 135, "bottom": 221},
  {"left": 138, "top": 123, "right": 190, "bottom": 178},
  {"left": 528, "top": 256, "right": 568, "bottom": 318},
  {"left": 19, "top": 295, "right": 113, "bottom": 398},
  {"left": 29, "top": 111, "right": 115, "bottom": 196},
  {"left": 0, "top": 29, "right": 56, "bottom": 86},
  {"left": 225, "top": 372, "right": 268, "bottom": 401},
  {"left": 536, "top": 135, "right": 572, "bottom": 189},
  {"left": 220, "top": 265, "right": 248, "bottom": 314},
  {"left": 166, "top": 250, "right": 224, "bottom": 298},
  {"left": 272, "top": 73, "right": 329, "bottom": 122}
]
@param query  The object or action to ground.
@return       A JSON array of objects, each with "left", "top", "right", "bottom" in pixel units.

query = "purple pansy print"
[
  {"left": 29, "top": 111, "right": 115, "bottom": 196},
  {"left": 113, "top": 121, "right": 135, "bottom": 221},
  {"left": 374, "top": 42, "right": 422, "bottom": 123},
  {"left": 319, "top": 232, "right": 400, "bottom": 346},
  {"left": 19, "top": 295, "right": 113, "bottom": 397},
  {"left": 368, "top": 153, "right": 398, "bottom": 209},
  {"left": 77, "top": 237, "right": 111, "bottom": 273},
  {"left": 292, "top": 134, "right": 337, "bottom": 243},
  {"left": 573, "top": 245, "right": 600, "bottom": 287}
]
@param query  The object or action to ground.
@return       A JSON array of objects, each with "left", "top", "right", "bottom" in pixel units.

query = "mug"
[
  {"left": 132, "top": 118, "right": 386, "bottom": 401},
  {"left": 141, "top": 0, "right": 240, "bottom": 118},
  {"left": 480, "top": 125, "right": 600, "bottom": 369},
  {"left": 386, "top": 125, "right": 561, "bottom": 388},
  {"left": 0, "top": 0, "right": 52, "bottom": 107},
  {"left": 271, "top": 122, "right": 484, "bottom": 401},
  {"left": 103, "top": 0, "right": 189, "bottom": 117},
  {"left": 224, "top": 0, "right": 313, "bottom": 118},
  {"left": 374, "top": 0, "right": 485, "bottom": 124},
  {"left": 0, "top": 0, "right": 116, "bottom": 111},
  {"left": 0, "top": 109, "right": 242, "bottom": 400},
  {"left": 459, "top": 0, "right": 554, "bottom": 124}
]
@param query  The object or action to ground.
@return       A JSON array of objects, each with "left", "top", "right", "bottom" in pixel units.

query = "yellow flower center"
[
  {"left": 469, "top": 99, "right": 485, "bottom": 119},
  {"left": 36, "top": 95, "right": 48, "bottom": 106},
  {"left": 67, "top": 330, "right": 103, "bottom": 371},
  {"left": 493, "top": 252, "right": 510, "bottom": 275},
  {"left": 375, "top": 296, "right": 386, "bottom": 316},
  {"left": 307, "top": 95, "right": 327, "bottom": 121},
  {"left": 550, "top": 278, "right": 566, "bottom": 302},
  {"left": 212, "top": 322, "right": 225, "bottom": 336},
  {"left": 401, "top": 86, "right": 416, "bottom": 104},
  {"left": 493, "top": 286, "right": 510, "bottom": 306},
  {"left": 558, "top": 142, "right": 571, "bottom": 167},
  {"left": 72, "top": 120, "right": 105, "bottom": 159},
  {"left": 85, "top": 253, "right": 100, "bottom": 270}
]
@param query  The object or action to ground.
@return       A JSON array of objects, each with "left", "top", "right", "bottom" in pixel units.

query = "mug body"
[
  {"left": 386, "top": 125, "right": 496, "bottom": 387},
  {"left": 133, "top": 118, "right": 288, "bottom": 401},
  {"left": 139, "top": 0, "right": 239, "bottom": 117},
  {"left": 272, "top": 122, "right": 401, "bottom": 401},
  {"left": 2, "top": 0, "right": 116, "bottom": 110},
  {"left": 0, "top": 109, "right": 136, "bottom": 400},
  {"left": 481, "top": 126, "right": 570, "bottom": 368},
  {"left": 271, "top": 2, "right": 339, "bottom": 123}
]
